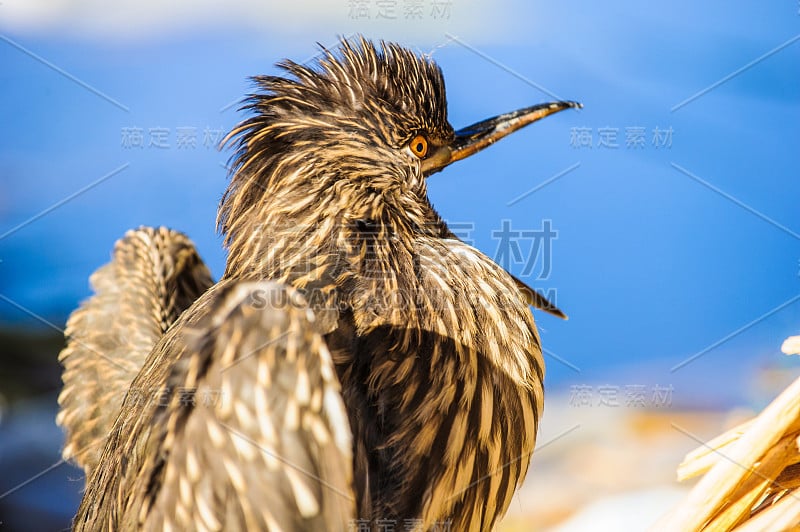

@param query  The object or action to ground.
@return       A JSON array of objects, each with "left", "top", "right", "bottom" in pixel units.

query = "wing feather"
[
  {"left": 73, "top": 280, "right": 355, "bottom": 531},
  {"left": 56, "top": 226, "right": 213, "bottom": 475}
]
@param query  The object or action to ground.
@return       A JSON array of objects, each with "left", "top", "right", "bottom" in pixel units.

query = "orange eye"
[{"left": 409, "top": 134, "right": 429, "bottom": 158}]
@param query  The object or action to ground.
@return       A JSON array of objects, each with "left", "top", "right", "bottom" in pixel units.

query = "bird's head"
[{"left": 219, "top": 37, "right": 579, "bottom": 279}]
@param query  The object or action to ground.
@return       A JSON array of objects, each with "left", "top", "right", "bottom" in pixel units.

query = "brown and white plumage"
[
  {"left": 58, "top": 37, "right": 578, "bottom": 531},
  {"left": 57, "top": 227, "right": 213, "bottom": 476},
  {"left": 71, "top": 279, "right": 354, "bottom": 530}
]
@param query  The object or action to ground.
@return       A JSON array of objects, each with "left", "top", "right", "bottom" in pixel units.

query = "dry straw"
[{"left": 653, "top": 335, "right": 800, "bottom": 530}]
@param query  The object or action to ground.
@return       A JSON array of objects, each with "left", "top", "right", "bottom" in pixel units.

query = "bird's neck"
[{"left": 219, "top": 167, "right": 438, "bottom": 331}]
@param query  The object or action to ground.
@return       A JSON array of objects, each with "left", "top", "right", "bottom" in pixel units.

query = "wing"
[
  {"left": 441, "top": 225, "right": 567, "bottom": 319},
  {"left": 413, "top": 237, "right": 546, "bottom": 531},
  {"left": 74, "top": 281, "right": 355, "bottom": 531},
  {"left": 511, "top": 273, "right": 568, "bottom": 320},
  {"left": 56, "top": 226, "right": 213, "bottom": 475},
  {"left": 335, "top": 232, "right": 544, "bottom": 530}
]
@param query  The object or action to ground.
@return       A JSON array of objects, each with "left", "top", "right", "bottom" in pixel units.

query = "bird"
[{"left": 57, "top": 37, "right": 580, "bottom": 531}]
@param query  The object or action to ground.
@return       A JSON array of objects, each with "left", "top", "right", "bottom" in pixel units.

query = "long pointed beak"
[{"left": 421, "top": 100, "right": 582, "bottom": 175}]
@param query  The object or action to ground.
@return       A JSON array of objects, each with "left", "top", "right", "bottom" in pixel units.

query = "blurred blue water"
[{"left": 0, "top": 395, "right": 82, "bottom": 531}]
